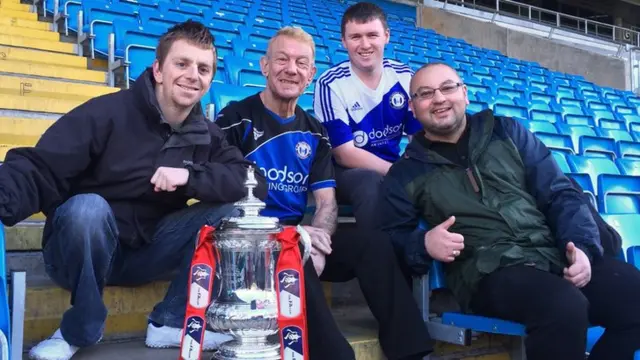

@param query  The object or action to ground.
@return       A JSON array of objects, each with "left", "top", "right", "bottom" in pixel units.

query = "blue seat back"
[
  {"left": 616, "top": 158, "right": 640, "bottom": 176},
  {"left": 210, "top": 83, "right": 261, "bottom": 116},
  {"left": 601, "top": 214, "right": 640, "bottom": 269},
  {"left": 566, "top": 155, "right": 620, "bottom": 195},
  {"left": 597, "top": 175, "right": 640, "bottom": 214}
]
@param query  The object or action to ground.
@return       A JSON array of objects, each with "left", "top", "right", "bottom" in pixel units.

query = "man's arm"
[
  {"left": 377, "top": 170, "right": 432, "bottom": 275},
  {"left": 0, "top": 103, "right": 110, "bottom": 225},
  {"left": 313, "top": 79, "right": 391, "bottom": 174},
  {"left": 184, "top": 123, "right": 267, "bottom": 202},
  {"left": 502, "top": 117, "right": 603, "bottom": 262},
  {"left": 311, "top": 187, "right": 337, "bottom": 235}
]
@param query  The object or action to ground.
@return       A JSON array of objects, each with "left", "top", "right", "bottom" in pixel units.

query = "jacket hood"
[
  {"left": 403, "top": 109, "right": 497, "bottom": 165},
  {"left": 133, "top": 67, "right": 211, "bottom": 148}
]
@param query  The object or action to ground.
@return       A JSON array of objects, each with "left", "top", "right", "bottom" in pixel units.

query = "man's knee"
[
  {"left": 49, "top": 194, "right": 117, "bottom": 252},
  {"left": 541, "top": 286, "right": 590, "bottom": 331}
]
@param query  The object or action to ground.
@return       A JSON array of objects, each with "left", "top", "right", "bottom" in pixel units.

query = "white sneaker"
[
  {"left": 28, "top": 329, "right": 79, "bottom": 360},
  {"left": 145, "top": 323, "right": 233, "bottom": 351}
]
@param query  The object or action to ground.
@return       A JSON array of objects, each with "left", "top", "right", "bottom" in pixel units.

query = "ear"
[
  {"left": 463, "top": 84, "right": 470, "bottom": 105},
  {"left": 384, "top": 28, "right": 390, "bottom": 44},
  {"left": 152, "top": 60, "right": 162, "bottom": 83},
  {"left": 259, "top": 55, "right": 269, "bottom": 77},
  {"left": 408, "top": 98, "right": 416, "bottom": 114},
  {"left": 308, "top": 64, "right": 317, "bottom": 87}
]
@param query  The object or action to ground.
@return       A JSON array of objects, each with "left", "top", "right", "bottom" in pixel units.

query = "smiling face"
[
  {"left": 342, "top": 18, "right": 389, "bottom": 75},
  {"left": 260, "top": 34, "right": 316, "bottom": 101},
  {"left": 409, "top": 64, "right": 469, "bottom": 140},
  {"left": 152, "top": 39, "right": 215, "bottom": 110}
]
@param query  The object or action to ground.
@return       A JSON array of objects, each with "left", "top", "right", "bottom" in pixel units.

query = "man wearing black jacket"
[{"left": 13, "top": 21, "right": 266, "bottom": 360}]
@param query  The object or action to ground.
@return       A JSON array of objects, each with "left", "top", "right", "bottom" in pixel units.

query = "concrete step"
[
  {"left": 18, "top": 306, "right": 384, "bottom": 360},
  {"left": 0, "top": 59, "right": 107, "bottom": 83},
  {"left": 0, "top": 93, "right": 85, "bottom": 114},
  {"left": 0, "top": 116, "right": 54, "bottom": 145},
  {"left": 0, "top": 8, "right": 37, "bottom": 21},
  {"left": 0, "top": 24, "right": 59, "bottom": 41},
  {"left": 0, "top": 74, "right": 118, "bottom": 100},
  {"left": 6, "top": 223, "right": 43, "bottom": 251},
  {"left": 0, "top": 45, "right": 87, "bottom": 68},
  {"left": 0, "top": 2, "right": 32, "bottom": 12},
  {"left": 0, "top": 15, "right": 51, "bottom": 31},
  {"left": 0, "top": 33, "right": 76, "bottom": 53}
]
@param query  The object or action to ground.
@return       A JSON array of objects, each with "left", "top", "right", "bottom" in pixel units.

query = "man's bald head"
[{"left": 409, "top": 62, "right": 462, "bottom": 97}]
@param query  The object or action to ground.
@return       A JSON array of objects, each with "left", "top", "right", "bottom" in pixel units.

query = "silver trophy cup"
[{"left": 206, "top": 166, "right": 311, "bottom": 360}]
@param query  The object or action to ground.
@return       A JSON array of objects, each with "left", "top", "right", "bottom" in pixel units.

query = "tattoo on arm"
[{"left": 312, "top": 194, "right": 338, "bottom": 235}]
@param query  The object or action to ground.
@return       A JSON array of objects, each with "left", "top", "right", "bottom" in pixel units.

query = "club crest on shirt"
[
  {"left": 295, "top": 141, "right": 311, "bottom": 160},
  {"left": 390, "top": 91, "right": 406, "bottom": 109}
]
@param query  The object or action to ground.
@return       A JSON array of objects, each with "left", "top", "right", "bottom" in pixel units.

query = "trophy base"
[{"left": 211, "top": 339, "right": 280, "bottom": 360}]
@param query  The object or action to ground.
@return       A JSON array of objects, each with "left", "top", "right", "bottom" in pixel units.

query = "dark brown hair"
[
  {"left": 156, "top": 20, "right": 216, "bottom": 66},
  {"left": 341, "top": 2, "right": 389, "bottom": 37}
]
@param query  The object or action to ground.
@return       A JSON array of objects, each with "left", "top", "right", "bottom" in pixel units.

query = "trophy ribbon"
[
  {"left": 179, "top": 225, "right": 217, "bottom": 360},
  {"left": 274, "top": 225, "right": 310, "bottom": 360}
]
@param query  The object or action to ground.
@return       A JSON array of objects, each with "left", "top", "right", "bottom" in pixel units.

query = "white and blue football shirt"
[
  {"left": 313, "top": 58, "right": 421, "bottom": 162},
  {"left": 215, "top": 94, "right": 335, "bottom": 224}
]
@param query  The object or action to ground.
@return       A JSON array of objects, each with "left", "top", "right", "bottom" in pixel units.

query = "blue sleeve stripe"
[
  {"left": 310, "top": 179, "right": 336, "bottom": 191},
  {"left": 319, "top": 69, "right": 351, "bottom": 123}
]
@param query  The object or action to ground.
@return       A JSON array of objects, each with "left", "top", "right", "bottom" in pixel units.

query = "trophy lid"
[{"left": 218, "top": 166, "right": 281, "bottom": 232}]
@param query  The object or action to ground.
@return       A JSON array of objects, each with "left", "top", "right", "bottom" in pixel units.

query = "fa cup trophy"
[{"left": 179, "top": 166, "right": 312, "bottom": 360}]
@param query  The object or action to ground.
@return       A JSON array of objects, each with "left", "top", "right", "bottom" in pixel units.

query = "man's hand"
[
  {"left": 564, "top": 242, "right": 591, "bottom": 288},
  {"left": 151, "top": 167, "right": 189, "bottom": 192},
  {"left": 310, "top": 248, "right": 326, "bottom": 276},
  {"left": 302, "top": 225, "right": 332, "bottom": 255},
  {"left": 424, "top": 216, "right": 465, "bottom": 263}
]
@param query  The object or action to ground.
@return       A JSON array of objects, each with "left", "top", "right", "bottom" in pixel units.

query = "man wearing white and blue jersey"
[
  {"left": 313, "top": 2, "right": 421, "bottom": 229},
  {"left": 216, "top": 26, "right": 433, "bottom": 360}
]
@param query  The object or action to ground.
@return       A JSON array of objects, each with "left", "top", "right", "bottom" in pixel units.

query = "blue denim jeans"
[{"left": 42, "top": 193, "right": 236, "bottom": 347}]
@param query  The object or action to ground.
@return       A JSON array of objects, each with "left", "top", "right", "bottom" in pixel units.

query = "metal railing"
[{"left": 434, "top": 0, "right": 640, "bottom": 47}]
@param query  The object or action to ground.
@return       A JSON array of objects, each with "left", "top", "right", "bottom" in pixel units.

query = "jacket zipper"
[{"left": 466, "top": 168, "right": 480, "bottom": 193}]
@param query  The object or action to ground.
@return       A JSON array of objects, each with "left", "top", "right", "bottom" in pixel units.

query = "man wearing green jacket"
[{"left": 378, "top": 62, "right": 640, "bottom": 360}]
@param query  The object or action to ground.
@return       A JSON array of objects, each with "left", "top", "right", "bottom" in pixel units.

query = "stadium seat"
[
  {"left": 602, "top": 214, "right": 640, "bottom": 271},
  {"left": 522, "top": 120, "right": 557, "bottom": 134},
  {"left": 616, "top": 158, "right": 640, "bottom": 176},
  {"left": 81, "top": 1, "right": 140, "bottom": 58},
  {"left": 551, "top": 151, "right": 571, "bottom": 173},
  {"left": 566, "top": 173, "right": 596, "bottom": 206},
  {"left": 578, "top": 136, "right": 616, "bottom": 160},
  {"left": 223, "top": 55, "right": 265, "bottom": 88},
  {"left": 210, "top": 83, "right": 261, "bottom": 117},
  {"left": 597, "top": 174, "right": 640, "bottom": 214},
  {"left": 566, "top": 155, "right": 621, "bottom": 195}
]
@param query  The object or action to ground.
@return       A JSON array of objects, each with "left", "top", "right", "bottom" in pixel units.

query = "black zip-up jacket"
[{"left": 0, "top": 68, "right": 266, "bottom": 248}]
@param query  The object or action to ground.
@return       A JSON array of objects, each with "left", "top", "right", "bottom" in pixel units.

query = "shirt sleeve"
[
  {"left": 214, "top": 106, "right": 251, "bottom": 150},
  {"left": 309, "top": 124, "right": 336, "bottom": 191},
  {"left": 313, "top": 78, "right": 353, "bottom": 148}
]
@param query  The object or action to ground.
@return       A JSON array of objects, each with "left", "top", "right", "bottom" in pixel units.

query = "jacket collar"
[
  {"left": 404, "top": 109, "right": 496, "bottom": 165},
  {"left": 133, "top": 67, "right": 211, "bottom": 147}
]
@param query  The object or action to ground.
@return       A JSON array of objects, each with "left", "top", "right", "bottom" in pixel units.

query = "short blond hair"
[{"left": 267, "top": 26, "right": 316, "bottom": 60}]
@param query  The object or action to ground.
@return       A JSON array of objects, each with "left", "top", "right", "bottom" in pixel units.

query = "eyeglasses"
[{"left": 411, "top": 82, "right": 464, "bottom": 101}]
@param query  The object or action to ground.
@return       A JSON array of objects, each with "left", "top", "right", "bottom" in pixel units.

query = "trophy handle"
[{"left": 295, "top": 225, "right": 312, "bottom": 264}]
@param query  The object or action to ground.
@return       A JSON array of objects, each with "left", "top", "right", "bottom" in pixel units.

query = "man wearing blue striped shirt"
[{"left": 313, "top": 1, "right": 421, "bottom": 230}]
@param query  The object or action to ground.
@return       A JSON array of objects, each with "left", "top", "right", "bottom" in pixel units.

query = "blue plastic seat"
[
  {"left": 297, "top": 94, "right": 313, "bottom": 113},
  {"left": 567, "top": 173, "right": 597, "bottom": 206},
  {"left": 597, "top": 174, "right": 640, "bottom": 214},
  {"left": 533, "top": 133, "right": 574, "bottom": 155},
  {"left": 566, "top": 155, "right": 621, "bottom": 195},
  {"left": 578, "top": 136, "right": 616, "bottom": 160},
  {"left": 598, "top": 129, "right": 634, "bottom": 143},
  {"left": 493, "top": 103, "right": 528, "bottom": 120},
  {"left": 210, "top": 83, "right": 262, "bottom": 117},
  {"left": 81, "top": 1, "right": 140, "bottom": 58},
  {"left": 601, "top": 214, "right": 640, "bottom": 269},
  {"left": 621, "top": 114, "right": 640, "bottom": 133},
  {"left": 616, "top": 158, "right": 640, "bottom": 176},
  {"left": 231, "top": 38, "right": 267, "bottom": 61},
  {"left": 551, "top": 151, "right": 570, "bottom": 173},
  {"left": 556, "top": 124, "right": 596, "bottom": 154},
  {"left": 112, "top": 19, "right": 165, "bottom": 85},
  {"left": 521, "top": 120, "right": 557, "bottom": 134},
  {"left": 223, "top": 56, "right": 265, "bottom": 88}
]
